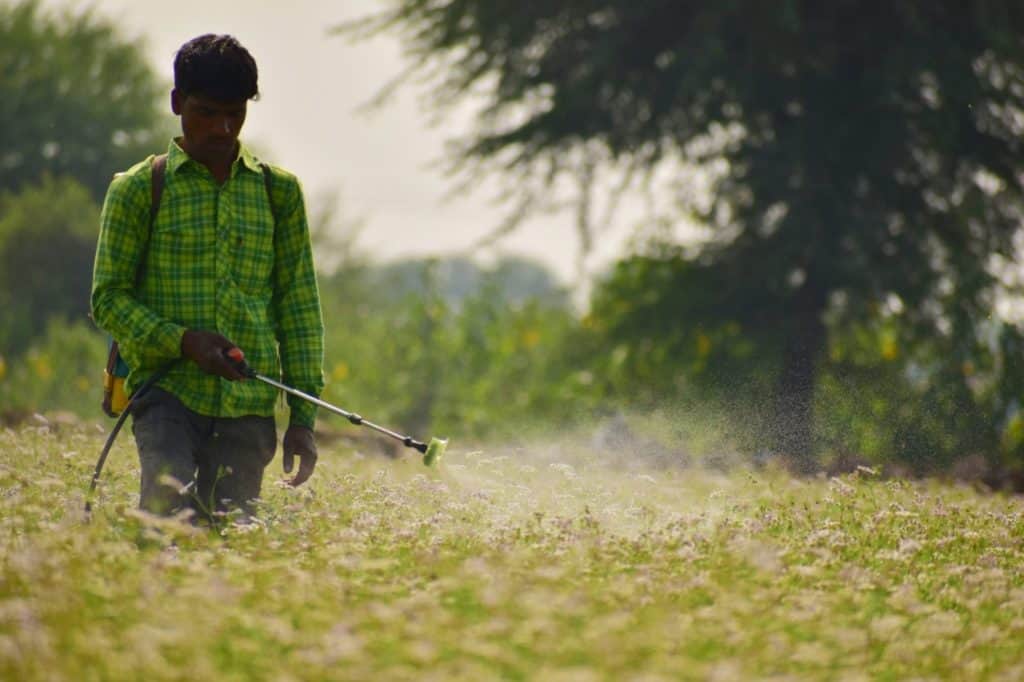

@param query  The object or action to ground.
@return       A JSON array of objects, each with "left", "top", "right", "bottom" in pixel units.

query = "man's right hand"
[{"left": 180, "top": 330, "right": 247, "bottom": 381}]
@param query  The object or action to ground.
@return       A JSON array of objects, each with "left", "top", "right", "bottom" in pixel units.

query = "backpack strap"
[
  {"left": 133, "top": 153, "right": 167, "bottom": 288},
  {"left": 150, "top": 153, "right": 167, "bottom": 229},
  {"left": 260, "top": 162, "right": 279, "bottom": 226}
]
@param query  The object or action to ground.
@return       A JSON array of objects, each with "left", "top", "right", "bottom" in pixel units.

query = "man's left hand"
[{"left": 282, "top": 425, "right": 317, "bottom": 487}]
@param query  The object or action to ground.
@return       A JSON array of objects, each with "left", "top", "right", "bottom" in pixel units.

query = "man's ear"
[{"left": 170, "top": 89, "right": 183, "bottom": 115}]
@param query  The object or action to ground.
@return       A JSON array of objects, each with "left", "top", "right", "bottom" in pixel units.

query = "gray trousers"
[{"left": 131, "top": 387, "right": 277, "bottom": 518}]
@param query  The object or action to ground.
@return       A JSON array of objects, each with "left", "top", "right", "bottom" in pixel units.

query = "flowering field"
[{"left": 2, "top": 422, "right": 1024, "bottom": 681}]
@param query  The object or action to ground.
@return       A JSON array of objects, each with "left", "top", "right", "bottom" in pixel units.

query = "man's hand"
[
  {"left": 181, "top": 330, "right": 246, "bottom": 380},
  {"left": 282, "top": 425, "right": 317, "bottom": 487}
]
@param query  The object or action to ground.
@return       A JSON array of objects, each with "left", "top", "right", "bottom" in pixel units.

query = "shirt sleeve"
[
  {"left": 270, "top": 171, "right": 325, "bottom": 428},
  {"left": 90, "top": 167, "right": 186, "bottom": 367}
]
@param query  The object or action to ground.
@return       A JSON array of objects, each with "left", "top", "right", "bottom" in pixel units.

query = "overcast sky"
[{"left": 43, "top": 0, "right": 642, "bottom": 284}]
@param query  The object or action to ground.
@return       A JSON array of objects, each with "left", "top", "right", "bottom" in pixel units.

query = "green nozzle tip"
[{"left": 422, "top": 437, "right": 448, "bottom": 467}]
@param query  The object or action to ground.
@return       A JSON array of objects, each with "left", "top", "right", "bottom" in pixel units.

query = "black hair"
[{"left": 174, "top": 34, "right": 259, "bottom": 101}]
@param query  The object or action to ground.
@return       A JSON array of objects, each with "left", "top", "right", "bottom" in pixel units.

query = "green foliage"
[
  {"left": 588, "top": 251, "right": 781, "bottom": 397},
  {"left": 817, "top": 302, "right": 1024, "bottom": 474},
  {"left": 0, "top": 176, "right": 100, "bottom": 355},
  {"left": 431, "top": 281, "right": 592, "bottom": 437},
  {"left": 4, "top": 426, "right": 1024, "bottom": 678},
  {"left": 0, "top": 0, "right": 171, "bottom": 200},
  {"left": 317, "top": 256, "right": 586, "bottom": 442},
  {"left": 587, "top": 250, "right": 1024, "bottom": 471},
  {"left": 0, "top": 317, "right": 108, "bottom": 419}
]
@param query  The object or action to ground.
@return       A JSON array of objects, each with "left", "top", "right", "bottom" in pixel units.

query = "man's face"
[{"left": 171, "top": 90, "right": 247, "bottom": 158}]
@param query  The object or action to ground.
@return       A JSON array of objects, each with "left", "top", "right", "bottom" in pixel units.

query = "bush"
[
  {"left": 0, "top": 176, "right": 100, "bottom": 355},
  {"left": 317, "top": 258, "right": 589, "bottom": 442},
  {"left": 0, "top": 317, "right": 108, "bottom": 419}
]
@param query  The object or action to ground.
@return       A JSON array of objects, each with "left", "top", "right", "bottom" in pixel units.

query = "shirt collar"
[
  {"left": 236, "top": 144, "right": 263, "bottom": 174},
  {"left": 166, "top": 138, "right": 263, "bottom": 176}
]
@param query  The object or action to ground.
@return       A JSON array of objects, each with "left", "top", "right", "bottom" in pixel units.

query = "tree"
[
  {"left": 0, "top": 0, "right": 169, "bottom": 200},
  {"left": 343, "top": 1, "right": 1024, "bottom": 469},
  {"left": 0, "top": 176, "right": 100, "bottom": 355}
]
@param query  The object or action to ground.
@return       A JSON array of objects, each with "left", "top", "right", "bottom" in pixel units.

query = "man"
[{"left": 91, "top": 34, "right": 324, "bottom": 519}]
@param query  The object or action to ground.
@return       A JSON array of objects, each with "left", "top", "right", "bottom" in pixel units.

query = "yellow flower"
[
  {"left": 880, "top": 334, "right": 899, "bottom": 361},
  {"left": 696, "top": 332, "right": 712, "bottom": 358},
  {"left": 30, "top": 353, "right": 53, "bottom": 380},
  {"left": 521, "top": 329, "right": 541, "bottom": 349},
  {"left": 331, "top": 361, "right": 350, "bottom": 381}
]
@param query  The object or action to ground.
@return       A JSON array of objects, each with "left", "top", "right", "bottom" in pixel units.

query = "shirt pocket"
[
  {"left": 146, "top": 200, "right": 211, "bottom": 282},
  {"left": 233, "top": 211, "right": 275, "bottom": 295}
]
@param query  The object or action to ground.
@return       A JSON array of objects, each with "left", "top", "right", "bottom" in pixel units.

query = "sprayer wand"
[{"left": 226, "top": 348, "right": 447, "bottom": 466}]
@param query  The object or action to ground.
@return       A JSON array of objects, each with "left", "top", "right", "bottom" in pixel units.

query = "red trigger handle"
[{"left": 225, "top": 347, "right": 255, "bottom": 378}]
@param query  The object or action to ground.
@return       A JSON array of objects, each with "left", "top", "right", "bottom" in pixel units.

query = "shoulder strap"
[
  {"left": 150, "top": 153, "right": 168, "bottom": 229},
  {"left": 135, "top": 153, "right": 167, "bottom": 287},
  {"left": 260, "top": 162, "right": 278, "bottom": 227}
]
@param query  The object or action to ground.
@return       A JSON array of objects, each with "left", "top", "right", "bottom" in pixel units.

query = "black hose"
[{"left": 84, "top": 362, "right": 175, "bottom": 516}]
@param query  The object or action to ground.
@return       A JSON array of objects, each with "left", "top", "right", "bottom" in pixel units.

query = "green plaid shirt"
[{"left": 91, "top": 139, "right": 324, "bottom": 427}]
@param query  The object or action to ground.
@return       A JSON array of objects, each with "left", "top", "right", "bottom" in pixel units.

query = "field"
[{"left": 2, "top": 420, "right": 1024, "bottom": 681}]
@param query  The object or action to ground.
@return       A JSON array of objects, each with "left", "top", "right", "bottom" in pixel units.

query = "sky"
[{"left": 44, "top": 0, "right": 643, "bottom": 284}]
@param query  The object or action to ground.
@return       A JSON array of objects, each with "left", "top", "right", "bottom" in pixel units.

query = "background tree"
[
  {"left": 0, "top": 0, "right": 169, "bottom": 201},
  {"left": 0, "top": 176, "right": 99, "bottom": 354},
  {"left": 344, "top": 1, "right": 1024, "bottom": 469}
]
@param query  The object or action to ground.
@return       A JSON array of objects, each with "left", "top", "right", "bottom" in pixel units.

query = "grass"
[{"left": 2, "top": 419, "right": 1024, "bottom": 680}]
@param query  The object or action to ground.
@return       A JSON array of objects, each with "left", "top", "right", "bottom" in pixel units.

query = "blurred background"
[{"left": 2, "top": 0, "right": 1024, "bottom": 484}]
